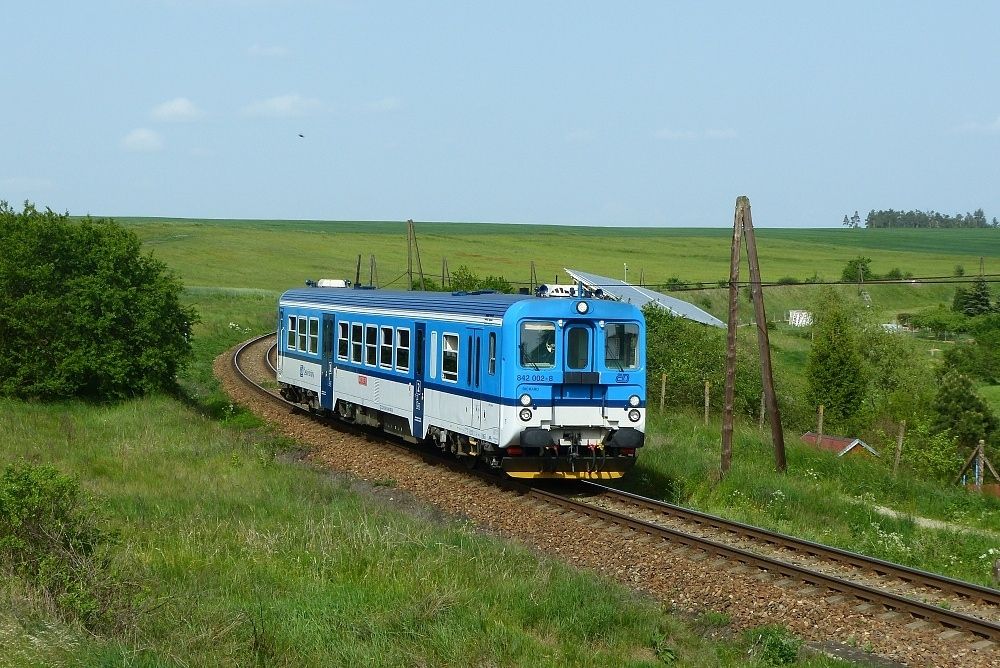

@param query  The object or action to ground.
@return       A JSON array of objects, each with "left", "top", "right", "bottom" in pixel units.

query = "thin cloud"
[
  {"left": 248, "top": 43, "right": 288, "bottom": 57},
  {"left": 361, "top": 96, "right": 401, "bottom": 113},
  {"left": 1, "top": 177, "right": 53, "bottom": 191},
  {"left": 654, "top": 127, "right": 737, "bottom": 141},
  {"left": 242, "top": 93, "right": 322, "bottom": 117},
  {"left": 952, "top": 116, "right": 1000, "bottom": 135},
  {"left": 121, "top": 128, "right": 164, "bottom": 152},
  {"left": 565, "top": 129, "right": 595, "bottom": 143},
  {"left": 151, "top": 97, "right": 203, "bottom": 122}
]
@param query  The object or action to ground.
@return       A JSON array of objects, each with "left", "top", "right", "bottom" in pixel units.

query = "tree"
[
  {"left": 0, "top": 202, "right": 196, "bottom": 400},
  {"left": 931, "top": 371, "right": 998, "bottom": 449},
  {"left": 962, "top": 276, "right": 994, "bottom": 317},
  {"left": 806, "top": 289, "right": 867, "bottom": 431},
  {"left": 447, "top": 264, "right": 514, "bottom": 294},
  {"left": 841, "top": 256, "right": 874, "bottom": 282},
  {"left": 850, "top": 211, "right": 861, "bottom": 228}
]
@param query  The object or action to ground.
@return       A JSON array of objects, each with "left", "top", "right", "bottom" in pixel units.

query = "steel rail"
[
  {"left": 526, "top": 486, "right": 1000, "bottom": 641},
  {"left": 579, "top": 481, "right": 1000, "bottom": 607},
  {"left": 231, "top": 333, "right": 1000, "bottom": 642}
]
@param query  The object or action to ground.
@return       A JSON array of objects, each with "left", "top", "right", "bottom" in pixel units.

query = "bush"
[
  {"left": 775, "top": 276, "right": 800, "bottom": 285},
  {"left": 743, "top": 625, "right": 800, "bottom": 665},
  {"left": 643, "top": 305, "right": 763, "bottom": 417},
  {"left": 0, "top": 462, "right": 122, "bottom": 628},
  {"left": 447, "top": 264, "right": 513, "bottom": 294},
  {"left": 0, "top": 202, "right": 197, "bottom": 400}
]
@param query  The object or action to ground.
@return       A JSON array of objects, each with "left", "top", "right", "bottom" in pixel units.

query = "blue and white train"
[{"left": 276, "top": 286, "right": 646, "bottom": 479}]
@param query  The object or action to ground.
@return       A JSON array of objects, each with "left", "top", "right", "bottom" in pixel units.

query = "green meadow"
[
  {"left": 120, "top": 217, "right": 1000, "bottom": 292},
  {"left": 5, "top": 216, "right": 1000, "bottom": 665}
]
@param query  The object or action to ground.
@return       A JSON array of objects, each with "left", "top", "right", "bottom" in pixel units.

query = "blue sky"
[{"left": 3, "top": 1, "right": 999, "bottom": 227}]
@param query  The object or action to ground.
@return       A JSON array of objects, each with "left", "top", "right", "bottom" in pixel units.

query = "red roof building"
[{"left": 801, "top": 432, "right": 880, "bottom": 458}]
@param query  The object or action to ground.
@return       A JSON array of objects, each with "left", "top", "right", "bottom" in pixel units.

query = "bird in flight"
[{"left": 298, "top": 133, "right": 304, "bottom": 138}]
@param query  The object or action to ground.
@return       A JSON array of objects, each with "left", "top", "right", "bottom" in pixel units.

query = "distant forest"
[{"left": 841, "top": 208, "right": 998, "bottom": 229}]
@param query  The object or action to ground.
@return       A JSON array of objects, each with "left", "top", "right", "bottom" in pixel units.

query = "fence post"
[
  {"left": 892, "top": 420, "right": 906, "bottom": 476},
  {"left": 704, "top": 380, "right": 710, "bottom": 426},
  {"left": 816, "top": 404, "right": 824, "bottom": 449},
  {"left": 659, "top": 373, "right": 667, "bottom": 412}
]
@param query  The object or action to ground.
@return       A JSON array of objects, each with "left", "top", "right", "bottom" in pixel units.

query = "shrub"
[
  {"left": 841, "top": 256, "right": 875, "bottom": 282},
  {"left": 775, "top": 276, "right": 800, "bottom": 285},
  {"left": 743, "top": 625, "right": 800, "bottom": 665},
  {"left": 643, "top": 305, "right": 763, "bottom": 417},
  {"left": 904, "top": 419, "right": 962, "bottom": 481},
  {"left": 0, "top": 202, "right": 197, "bottom": 400},
  {"left": 0, "top": 462, "right": 122, "bottom": 628}
]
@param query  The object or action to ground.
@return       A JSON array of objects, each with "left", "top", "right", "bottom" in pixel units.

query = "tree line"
[{"left": 842, "top": 208, "right": 998, "bottom": 229}]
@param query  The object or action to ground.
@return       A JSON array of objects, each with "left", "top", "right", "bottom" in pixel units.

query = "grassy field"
[
  {"left": 6, "top": 217, "right": 1000, "bottom": 664},
  {"left": 2, "top": 283, "right": 840, "bottom": 666},
  {"left": 119, "top": 217, "right": 1000, "bottom": 293}
]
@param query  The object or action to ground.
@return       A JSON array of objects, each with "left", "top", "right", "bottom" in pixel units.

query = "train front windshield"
[
  {"left": 519, "top": 321, "right": 640, "bottom": 371},
  {"left": 520, "top": 321, "right": 556, "bottom": 368},
  {"left": 605, "top": 323, "right": 639, "bottom": 370}
]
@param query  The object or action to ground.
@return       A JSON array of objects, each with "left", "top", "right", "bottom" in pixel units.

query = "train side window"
[
  {"left": 442, "top": 333, "right": 459, "bottom": 382},
  {"left": 605, "top": 323, "right": 640, "bottom": 370},
  {"left": 488, "top": 333, "right": 496, "bottom": 375},
  {"left": 520, "top": 321, "right": 555, "bottom": 368},
  {"left": 337, "top": 322, "right": 349, "bottom": 361},
  {"left": 365, "top": 325, "right": 378, "bottom": 366},
  {"left": 308, "top": 318, "right": 319, "bottom": 354},
  {"left": 396, "top": 328, "right": 410, "bottom": 372},
  {"left": 287, "top": 316, "right": 297, "bottom": 349},
  {"left": 429, "top": 332, "right": 437, "bottom": 379},
  {"left": 351, "top": 323, "right": 363, "bottom": 363},
  {"left": 380, "top": 326, "right": 393, "bottom": 369},
  {"left": 297, "top": 317, "right": 307, "bottom": 352}
]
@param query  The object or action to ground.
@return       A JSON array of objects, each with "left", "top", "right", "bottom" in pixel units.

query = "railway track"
[{"left": 231, "top": 332, "right": 999, "bottom": 652}]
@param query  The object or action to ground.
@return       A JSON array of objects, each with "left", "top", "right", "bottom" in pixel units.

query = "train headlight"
[
  {"left": 628, "top": 409, "right": 641, "bottom": 422},
  {"left": 519, "top": 408, "right": 533, "bottom": 422},
  {"left": 576, "top": 301, "right": 589, "bottom": 314},
  {"left": 519, "top": 393, "right": 532, "bottom": 407},
  {"left": 628, "top": 394, "right": 641, "bottom": 407}
]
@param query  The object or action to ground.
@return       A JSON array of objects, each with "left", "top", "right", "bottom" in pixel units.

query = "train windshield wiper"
[{"left": 519, "top": 343, "right": 539, "bottom": 370}]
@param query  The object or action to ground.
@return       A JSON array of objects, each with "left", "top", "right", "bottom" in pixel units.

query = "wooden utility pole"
[
  {"left": 442, "top": 257, "right": 449, "bottom": 290},
  {"left": 530, "top": 261, "right": 538, "bottom": 294},
  {"left": 354, "top": 254, "right": 362, "bottom": 287},
  {"left": 721, "top": 202, "right": 744, "bottom": 474},
  {"left": 659, "top": 373, "right": 667, "bottom": 412},
  {"left": 406, "top": 219, "right": 426, "bottom": 291},
  {"left": 407, "top": 223, "right": 414, "bottom": 290},
  {"left": 721, "top": 196, "right": 787, "bottom": 476},
  {"left": 369, "top": 254, "right": 378, "bottom": 287},
  {"left": 742, "top": 198, "right": 786, "bottom": 472}
]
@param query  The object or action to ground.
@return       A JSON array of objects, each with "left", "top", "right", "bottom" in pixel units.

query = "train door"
[
  {"left": 557, "top": 323, "right": 600, "bottom": 418},
  {"left": 276, "top": 308, "right": 285, "bottom": 375},
  {"left": 411, "top": 323, "right": 426, "bottom": 439},
  {"left": 321, "top": 313, "right": 335, "bottom": 410},
  {"left": 470, "top": 328, "right": 482, "bottom": 430}
]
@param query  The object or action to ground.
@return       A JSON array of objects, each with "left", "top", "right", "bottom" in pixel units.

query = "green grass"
[
  {"left": 118, "top": 217, "right": 1000, "bottom": 295},
  {"left": 614, "top": 411, "right": 1000, "bottom": 586},
  {"left": 2, "top": 284, "right": 847, "bottom": 666}
]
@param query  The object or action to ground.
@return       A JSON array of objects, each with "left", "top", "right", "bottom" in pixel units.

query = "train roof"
[{"left": 280, "top": 288, "right": 531, "bottom": 318}]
